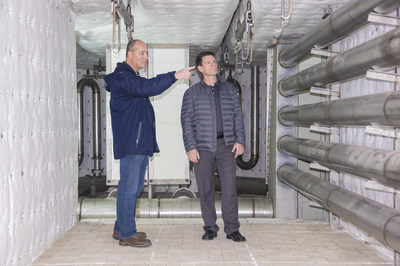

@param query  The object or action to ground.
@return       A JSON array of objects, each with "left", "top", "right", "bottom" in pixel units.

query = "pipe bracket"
[
  {"left": 366, "top": 69, "right": 400, "bottom": 83},
  {"left": 310, "top": 123, "right": 340, "bottom": 135},
  {"left": 368, "top": 12, "right": 400, "bottom": 27},
  {"left": 310, "top": 162, "right": 331, "bottom": 172},
  {"left": 310, "top": 48, "right": 338, "bottom": 58},
  {"left": 310, "top": 86, "right": 340, "bottom": 97}
]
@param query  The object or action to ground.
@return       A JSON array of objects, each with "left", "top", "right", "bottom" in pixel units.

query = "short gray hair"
[{"left": 126, "top": 40, "right": 139, "bottom": 58}]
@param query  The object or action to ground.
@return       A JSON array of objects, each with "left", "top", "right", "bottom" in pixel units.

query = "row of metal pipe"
[
  {"left": 275, "top": 0, "right": 400, "bottom": 254},
  {"left": 278, "top": 135, "right": 400, "bottom": 189},
  {"left": 279, "top": 27, "right": 400, "bottom": 97},
  {"left": 279, "top": 0, "right": 400, "bottom": 67},
  {"left": 277, "top": 165, "right": 400, "bottom": 253}
]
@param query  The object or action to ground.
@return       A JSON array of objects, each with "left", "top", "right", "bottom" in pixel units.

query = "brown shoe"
[
  {"left": 119, "top": 235, "right": 152, "bottom": 247},
  {"left": 112, "top": 231, "right": 147, "bottom": 240}
]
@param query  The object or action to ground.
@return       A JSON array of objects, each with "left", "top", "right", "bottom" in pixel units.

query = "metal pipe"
[
  {"left": 279, "top": 27, "right": 400, "bottom": 96},
  {"left": 279, "top": 90, "right": 400, "bottom": 127},
  {"left": 77, "top": 197, "right": 273, "bottom": 220},
  {"left": 237, "top": 66, "right": 259, "bottom": 170},
  {"left": 279, "top": 0, "right": 400, "bottom": 67},
  {"left": 277, "top": 165, "right": 400, "bottom": 253},
  {"left": 278, "top": 136, "right": 400, "bottom": 189},
  {"left": 77, "top": 79, "right": 103, "bottom": 176},
  {"left": 373, "top": 1, "right": 400, "bottom": 13}
]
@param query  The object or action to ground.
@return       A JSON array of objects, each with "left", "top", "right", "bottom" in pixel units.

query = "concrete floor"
[{"left": 33, "top": 218, "right": 392, "bottom": 266}]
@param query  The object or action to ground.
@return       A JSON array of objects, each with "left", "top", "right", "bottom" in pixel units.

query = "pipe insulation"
[
  {"left": 77, "top": 197, "right": 273, "bottom": 220},
  {"left": 279, "top": 27, "right": 400, "bottom": 97},
  {"left": 278, "top": 136, "right": 400, "bottom": 189},
  {"left": 77, "top": 78, "right": 103, "bottom": 176},
  {"left": 277, "top": 165, "right": 400, "bottom": 253},
  {"left": 216, "top": 176, "right": 267, "bottom": 196},
  {"left": 279, "top": 90, "right": 400, "bottom": 127},
  {"left": 278, "top": 0, "right": 400, "bottom": 68}
]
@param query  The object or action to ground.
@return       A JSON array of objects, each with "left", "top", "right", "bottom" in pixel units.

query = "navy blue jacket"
[{"left": 104, "top": 62, "right": 177, "bottom": 159}]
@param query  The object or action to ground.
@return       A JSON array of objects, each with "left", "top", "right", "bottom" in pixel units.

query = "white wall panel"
[
  {"left": 150, "top": 46, "right": 189, "bottom": 183},
  {"left": 0, "top": 0, "right": 77, "bottom": 265}
]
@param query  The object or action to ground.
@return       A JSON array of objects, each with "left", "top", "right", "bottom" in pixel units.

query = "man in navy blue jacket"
[{"left": 104, "top": 39, "right": 193, "bottom": 248}]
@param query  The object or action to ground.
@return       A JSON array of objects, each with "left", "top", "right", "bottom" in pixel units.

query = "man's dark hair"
[
  {"left": 126, "top": 40, "right": 139, "bottom": 58},
  {"left": 195, "top": 51, "right": 215, "bottom": 68}
]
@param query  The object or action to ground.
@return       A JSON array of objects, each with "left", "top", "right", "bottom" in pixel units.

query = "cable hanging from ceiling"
[
  {"left": 274, "top": 0, "right": 293, "bottom": 33},
  {"left": 234, "top": 0, "right": 254, "bottom": 74},
  {"left": 111, "top": 0, "right": 134, "bottom": 52}
]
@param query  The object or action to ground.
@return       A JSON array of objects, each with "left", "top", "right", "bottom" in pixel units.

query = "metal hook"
[{"left": 274, "top": 0, "right": 293, "bottom": 33}]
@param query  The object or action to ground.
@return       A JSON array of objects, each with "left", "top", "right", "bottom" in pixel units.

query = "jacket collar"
[{"left": 199, "top": 74, "right": 226, "bottom": 87}]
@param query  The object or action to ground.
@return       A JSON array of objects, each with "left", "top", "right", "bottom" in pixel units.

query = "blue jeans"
[{"left": 113, "top": 154, "right": 149, "bottom": 239}]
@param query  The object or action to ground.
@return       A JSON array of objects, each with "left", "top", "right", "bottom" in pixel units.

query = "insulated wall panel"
[
  {"left": 149, "top": 46, "right": 189, "bottom": 184},
  {"left": 0, "top": 1, "right": 77, "bottom": 265}
]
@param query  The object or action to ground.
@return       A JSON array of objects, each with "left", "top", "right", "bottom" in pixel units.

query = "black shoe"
[
  {"left": 226, "top": 231, "right": 246, "bottom": 242},
  {"left": 202, "top": 230, "right": 217, "bottom": 240}
]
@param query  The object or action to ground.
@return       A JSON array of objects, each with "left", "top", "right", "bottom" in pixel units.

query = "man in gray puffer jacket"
[{"left": 181, "top": 51, "right": 246, "bottom": 242}]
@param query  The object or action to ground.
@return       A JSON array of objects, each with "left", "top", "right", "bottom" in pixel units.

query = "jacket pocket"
[{"left": 136, "top": 122, "right": 142, "bottom": 148}]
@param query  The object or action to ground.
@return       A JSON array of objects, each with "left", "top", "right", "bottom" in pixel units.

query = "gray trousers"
[{"left": 193, "top": 138, "right": 240, "bottom": 235}]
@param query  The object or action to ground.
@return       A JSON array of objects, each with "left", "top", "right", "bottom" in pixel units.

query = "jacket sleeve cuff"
[{"left": 171, "top": 71, "right": 177, "bottom": 82}]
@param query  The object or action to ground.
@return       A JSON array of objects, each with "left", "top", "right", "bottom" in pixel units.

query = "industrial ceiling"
[{"left": 64, "top": 0, "right": 349, "bottom": 69}]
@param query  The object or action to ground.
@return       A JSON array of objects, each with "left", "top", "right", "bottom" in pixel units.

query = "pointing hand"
[{"left": 175, "top": 66, "right": 196, "bottom": 80}]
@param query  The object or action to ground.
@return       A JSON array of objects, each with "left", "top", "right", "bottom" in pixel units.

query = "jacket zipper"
[{"left": 136, "top": 122, "right": 142, "bottom": 148}]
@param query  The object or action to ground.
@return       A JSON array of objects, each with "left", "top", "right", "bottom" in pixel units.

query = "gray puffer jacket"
[{"left": 181, "top": 75, "right": 245, "bottom": 153}]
